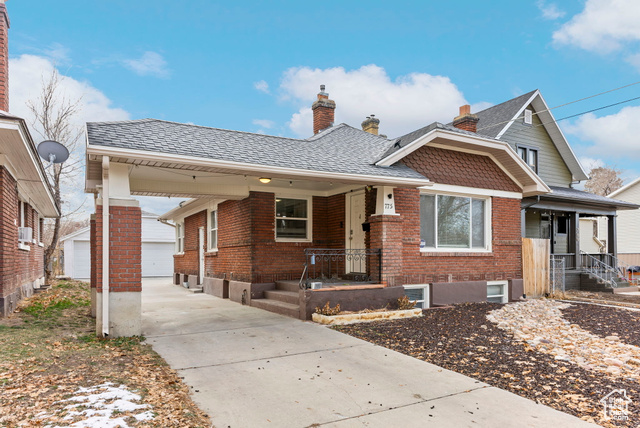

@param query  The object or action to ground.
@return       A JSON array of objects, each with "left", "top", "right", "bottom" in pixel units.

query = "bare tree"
[
  {"left": 27, "top": 69, "right": 84, "bottom": 281},
  {"left": 584, "top": 165, "right": 624, "bottom": 197}
]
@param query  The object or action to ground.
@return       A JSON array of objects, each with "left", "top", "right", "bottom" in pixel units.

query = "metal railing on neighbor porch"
[
  {"left": 300, "top": 248, "right": 381, "bottom": 289},
  {"left": 580, "top": 251, "right": 637, "bottom": 288}
]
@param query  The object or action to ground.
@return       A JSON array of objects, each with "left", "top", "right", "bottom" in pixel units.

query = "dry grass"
[{"left": 0, "top": 280, "right": 211, "bottom": 427}]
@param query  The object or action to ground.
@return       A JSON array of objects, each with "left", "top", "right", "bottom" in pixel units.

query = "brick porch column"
[
  {"left": 92, "top": 199, "right": 142, "bottom": 337},
  {"left": 368, "top": 215, "right": 403, "bottom": 287},
  {"left": 89, "top": 214, "right": 96, "bottom": 317}
]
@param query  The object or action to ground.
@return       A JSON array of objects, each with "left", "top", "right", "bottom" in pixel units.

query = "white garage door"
[
  {"left": 74, "top": 241, "right": 91, "bottom": 279},
  {"left": 142, "top": 242, "right": 174, "bottom": 277}
]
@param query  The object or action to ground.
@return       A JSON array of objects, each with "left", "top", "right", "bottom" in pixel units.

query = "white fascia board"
[
  {"left": 87, "top": 144, "right": 431, "bottom": 188},
  {"left": 420, "top": 183, "right": 522, "bottom": 199},
  {"left": 60, "top": 226, "right": 91, "bottom": 242},
  {"left": 495, "top": 90, "right": 540, "bottom": 139},
  {"left": 609, "top": 176, "right": 640, "bottom": 198},
  {"left": 159, "top": 198, "right": 222, "bottom": 222},
  {"left": 530, "top": 94, "right": 589, "bottom": 181},
  {"left": 377, "top": 128, "right": 548, "bottom": 194}
]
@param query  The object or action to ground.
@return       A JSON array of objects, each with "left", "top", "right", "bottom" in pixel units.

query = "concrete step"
[
  {"left": 188, "top": 287, "right": 203, "bottom": 294},
  {"left": 613, "top": 286, "right": 640, "bottom": 294},
  {"left": 275, "top": 280, "right": 301, "bottom": 293},
  {"left": 251, "top": 298, "right": 300, "bottom": 318},
  {"left": 264, "top": 289, "right": 299, "bottom": 305}
]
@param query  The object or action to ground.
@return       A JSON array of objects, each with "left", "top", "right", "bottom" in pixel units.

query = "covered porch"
[{"left": 522, "top": 186, "right": 639, "bottom": 290}]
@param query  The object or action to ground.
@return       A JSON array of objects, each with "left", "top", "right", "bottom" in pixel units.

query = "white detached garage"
[{"left": 62, "top": 211, "right": 175, "bottom": 279}]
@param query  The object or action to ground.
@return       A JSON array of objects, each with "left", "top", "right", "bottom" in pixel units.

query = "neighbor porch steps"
[{"left": 250, "top": 280, "right": 300, "bottom": 319}]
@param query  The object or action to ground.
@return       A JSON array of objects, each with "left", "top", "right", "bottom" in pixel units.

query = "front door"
[
  {"left": 552, "top": 215, "right": 569, "bottom": 254},
  {"left": 346, "top": 191, "right": 366, "bottom": 273},
  {"left": 198, "top": 227, "right": 205, "bottom": 284}
]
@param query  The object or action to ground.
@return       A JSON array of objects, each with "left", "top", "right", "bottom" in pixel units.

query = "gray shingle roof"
[
  {"left": 545, "top": 186, "right": 639, "bottom": 209},
  {"left": 474, "top": 90, "right": 537, "bottom": 138},
  {"left": 86, "top": 119, "right": 427, "bottom": 181}
]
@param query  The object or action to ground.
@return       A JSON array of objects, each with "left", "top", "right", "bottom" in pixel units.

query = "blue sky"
[{"left": 7, "top": 0, "right": 640, "bottom": 215}]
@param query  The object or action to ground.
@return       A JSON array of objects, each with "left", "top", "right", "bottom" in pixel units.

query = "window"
[
  {"left": 524, "top": 109, "right": 533, "bottom": 125},
  {"left": 275, "top": 197, "right": 310, "bottom": 240},
  {"left": 487, "top": 281, "right": 508, "bottom": 303},
  {"left": 556, "top": 216, "right": 568, "bottom": 235},
  {"left": 403, "top": 284, "right": 430, "bottom": 309},
  {"left": 517, "top": 146, "right": 538, "bottom": 173},
  {"left": 208, "top": 209, "right": 218, "bottom": 251},
  {"left": 420, "top": 194, "right": 489, "bottom": 250},
  {"left": 176, "top": 223, "right": 184, "bottom": 253}
]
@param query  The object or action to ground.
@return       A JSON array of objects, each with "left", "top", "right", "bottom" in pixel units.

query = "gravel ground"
[{"left": 334, "top": 302, "right": 639, "bottom": 427}]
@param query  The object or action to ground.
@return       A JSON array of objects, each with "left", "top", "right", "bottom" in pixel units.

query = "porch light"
[{"left": 259, "top": 177, "right": 271, "bottom": 184}]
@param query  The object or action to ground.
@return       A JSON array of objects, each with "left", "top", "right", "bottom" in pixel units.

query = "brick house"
[
  {"left": 85, "top": 84, "right": 637, "bottom": 336},
  {"left": 0, "top": 0, "right": 60, "bottom": 316}
]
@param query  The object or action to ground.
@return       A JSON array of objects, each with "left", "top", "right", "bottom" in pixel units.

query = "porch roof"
[
  {"left": 544, "top": 186, "right": 639, "bottom": 210},
  {"left": 85, "top": 119, "right": 431, "bottom": 196}
]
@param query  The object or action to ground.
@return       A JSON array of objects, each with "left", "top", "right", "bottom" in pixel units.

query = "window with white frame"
[
  {"left": 524, "top": 109, "right": 533, "bottom": 125},
  {"left": 403, "top": 284, "right": 430, "bottom": 309},
  {"left": 275, "top": 197, "right": 310, "bottom": 240},
  {"left": 34, "top": 213, "right": 40, "bottom": 243},
  {"left": 176, "top": 222, "right": 184, "bottom": 253},
  {"left": 420, "top": 194, "right": 489, "bottom": 250},
  {"left": 487, "top": 280, "right": 508, "bottom": 303},
  {"left": 208, "top": 209, "right": 218, "bottom": 251}
]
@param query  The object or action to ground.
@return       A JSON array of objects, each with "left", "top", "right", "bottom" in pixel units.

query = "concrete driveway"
[{"left": 142, "top": 278, "right": 590, "bottom": 427}]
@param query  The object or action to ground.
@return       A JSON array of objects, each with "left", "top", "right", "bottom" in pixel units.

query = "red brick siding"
[
  {"left": 0, "top": 167, "right": 46, "bottom": 315},
  {"left": 386, "top": 188, "right": 522, "bottom": 286},
  {"left": 93, "top": 205, "right": 141, "bottom": 293},
  {"left": 0, "top": 4, "right": 8, "bottom": 113},
  {"left": 90, "top": 218, "right": 96, "bottom": 289},
  {"left": 173, "top": 210, "right": 206, "bottom": 277},
  {"left": 402, "top": 146, "right": 521, "bottom": 192}
]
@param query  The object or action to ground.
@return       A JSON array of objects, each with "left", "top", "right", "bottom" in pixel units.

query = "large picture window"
[
  {"left": 420, "top": 194, "right": 488, "bottom": 250},
  {"left": 275, "top": 197, "right": 309, "bottom": 240}
]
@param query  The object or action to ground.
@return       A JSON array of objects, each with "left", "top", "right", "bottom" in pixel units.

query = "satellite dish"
[{"left": 37, "top": 140, "right": 69, "bottom": 167}]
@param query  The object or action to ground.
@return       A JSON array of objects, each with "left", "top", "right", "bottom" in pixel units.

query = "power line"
[{"left": 475, "top": 80, "right": 640, "bottom": 133}]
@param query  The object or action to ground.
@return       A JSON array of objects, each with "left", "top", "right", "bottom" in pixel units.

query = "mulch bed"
[
  {"left": 334, "top": 302, "right": 639, "bottom": 427},
  {"left": 562, "top": 303, "right": 640, "bottom": 348}
]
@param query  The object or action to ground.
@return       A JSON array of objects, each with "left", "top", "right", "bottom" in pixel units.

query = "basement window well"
[{"left": 487, "top": 280, "right": 508, "bottom": 303}]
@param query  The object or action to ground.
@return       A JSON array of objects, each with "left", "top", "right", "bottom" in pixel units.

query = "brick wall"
[
  {"left": 0, "top": 167, "right": 46, "bottom": 316},
  {"left": 93, "top": 204, "right": 142, "bottom": 293},
  {"left": 0, "top": 3, "right": 8, "bottom": 113},
  {"left": 176, "top": 191, "right": 347, "bottom": 284},
  {"left": 381, "top": 188, "right": 522, "bottom": 286},
  {"left": 402, "top": 146, "right": 521, "bottom": 192}
]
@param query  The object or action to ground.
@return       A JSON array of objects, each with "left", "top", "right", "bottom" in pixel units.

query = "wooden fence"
[{"left": 522, "top": 238, "right": 550, "bottom": 297}]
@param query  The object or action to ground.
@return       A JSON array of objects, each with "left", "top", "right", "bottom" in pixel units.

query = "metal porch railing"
[
  {"left": 580, "top": 251, "right": 635, "bottom": 288},
  {"left": 300, "top": 248, "right": 381, "bottom": 289}
]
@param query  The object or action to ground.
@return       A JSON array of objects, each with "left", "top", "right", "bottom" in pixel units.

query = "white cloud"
[
  {"left": 553, "top": 0, "right": 640, "bottom": 54},
  {"left": 536, "top": 0, "right": 565, "bottom": 20},
  {"left": 10, "top": 54, "right": 131, "bottom": 218},
  {"left": 252, "top": 119, "right": 275, "bottom": 129},
  {"left": 280, "top": 64, "right": 475, "bottom": 138},
  {"left": 122, "top": 51, "right": 170, "bottom": 78},
  {"left": 564, "top": 106, "right": 640, "bottom": 158},
  {"left": 578, "top": 156, "right": 605, "bottom": 172},
  {"left": 254, "top": 80, "right": 270, "bottom": 94}
]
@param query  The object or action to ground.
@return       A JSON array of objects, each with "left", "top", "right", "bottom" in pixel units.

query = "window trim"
[
  {"left": 403, "top": 284, "right": 430, "bottom": 309},
  {"left": 275, "top": 195, "right": 312, "bottom": 243},
  {"left": 175, "top": 222, "right": 185, "bottom": 254},
  {"left": 516, "top": 144, "right": 539, "bottom": 174},
  {"left": 419, "top": 190, "right": 492, "bottom": 253},
  {"left": 206, "top": 207, "right": 218, "bottom": 252},
  {"left": 487, "top": 280, "right": 508, "bottom": 303}
]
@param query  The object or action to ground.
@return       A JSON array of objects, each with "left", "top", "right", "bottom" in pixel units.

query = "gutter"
[{"left": 101, "top": 156, "right": 110, "bottom": 337}]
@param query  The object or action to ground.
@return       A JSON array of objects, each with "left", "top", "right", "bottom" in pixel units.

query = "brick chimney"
[
  {"left": 452, "top": 105, "right": 479, "bottom": 133},
  {"left": 312, "top": 85, "right": 336, "bottom": 134},
  {"left": 0, "top": 0, "right": 8, "bottom": 113},
  {"left": 361, "top": 115, "right": 380, "bottom": 135}
]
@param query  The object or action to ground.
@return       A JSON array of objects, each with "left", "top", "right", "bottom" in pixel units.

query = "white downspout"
[{"left": 102, "top": 156, "right": 110, "bottom": 337}]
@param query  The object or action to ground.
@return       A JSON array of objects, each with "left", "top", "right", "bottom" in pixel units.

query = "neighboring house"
[
  {"left": 0, "top": 1, "right": 60, "bottom": 316},
  {"left": 61, "top": 211, "right": 175, "bottom": 279},
  {"left": 608, "top": 178, "right": 640, "bottom": 266},
  {"left": 83, "top": 85, "right": 635, "bottom": 336}
]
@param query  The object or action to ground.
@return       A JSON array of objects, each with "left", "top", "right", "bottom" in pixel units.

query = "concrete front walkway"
[{"left": 142, "top": 278, "right": 590, "bottom": 427}]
